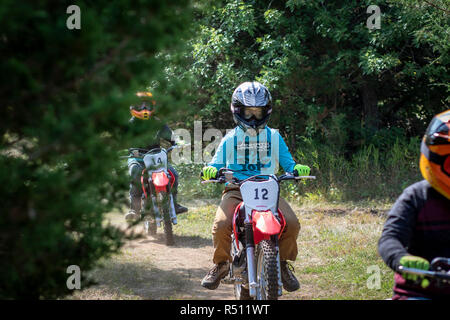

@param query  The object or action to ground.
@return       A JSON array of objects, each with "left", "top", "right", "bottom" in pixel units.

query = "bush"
[
  {"left": 0, "top": 0, "right": 192, "bottom": 299},
  {"left": 286, "top": 137, "right": 422, "bottom": 203}
]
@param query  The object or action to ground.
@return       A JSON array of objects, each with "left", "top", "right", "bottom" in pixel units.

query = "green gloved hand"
[
  {"left": 399, "top": 255, "right": 430, "bottom": 288},
  {"left": 202, "top": 166, "right": 218, "bottom": 181},
  {"left": 294, "top": 164, "right": 311, "bottom": 176}
]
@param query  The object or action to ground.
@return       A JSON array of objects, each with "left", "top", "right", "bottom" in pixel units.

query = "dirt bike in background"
[
  {"left": 127, "top": 146, "right": 178, "bottom": 246},
  {"left": 202, "top": 168, "right": 315, "bottom": 300}
]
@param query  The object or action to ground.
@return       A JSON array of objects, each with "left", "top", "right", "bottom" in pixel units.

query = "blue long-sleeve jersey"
[{"left": 208, "top": 126, "right": 296, "bottom": 180}]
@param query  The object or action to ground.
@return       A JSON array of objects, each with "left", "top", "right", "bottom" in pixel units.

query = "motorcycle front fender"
[
  {"left": 252, "top": 210, "right": 281, "bottom": 245},
  {"left": 152, "top": 171, "right": 170, "bottom": 193}
]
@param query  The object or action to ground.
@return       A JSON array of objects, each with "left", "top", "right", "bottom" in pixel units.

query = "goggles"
[
  {"left": 421, "top": 140, "right": 450, "bottom": 177},
  {"left": 241, "top": 107, "right": 268, "bottom": 120},
  {"left": 130, "top": 104, "right": 154, "bottom": 120}
]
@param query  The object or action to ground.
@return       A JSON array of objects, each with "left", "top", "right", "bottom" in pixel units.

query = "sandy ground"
[
  {"left": 120, "top": 229, "right": 235, "bottom": 300},
  {"left": 72, "top": 211, "right": 236, "bottom": 300}
]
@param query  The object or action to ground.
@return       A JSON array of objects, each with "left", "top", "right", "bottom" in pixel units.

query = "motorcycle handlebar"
[
  {"left": 201, "top": 169, "right": 316, "bottom": 185},
  {"left": 121, "top": 145, "right": 182, "bottom": 158},
  {"left": 397, "top": 257, "right": 450, "bottom": 281},
  {"left": 397, "top": 266, "right": 450, "bottom": 281}
]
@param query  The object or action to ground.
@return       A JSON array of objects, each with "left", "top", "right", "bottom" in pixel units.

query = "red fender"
[
  {"left": 152, "top": 171, "right": 169, "bottom": 193},
  {"left": 252, "top": 210, "right": 281, "bottom": 245},
  {"left": 232, "top": 204, "right": 287, "bottom": 249}
]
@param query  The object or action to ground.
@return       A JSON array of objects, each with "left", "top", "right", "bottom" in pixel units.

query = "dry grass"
[
  {"left": 67, "top": 199, "right": 394, "bottom": 300},
  {"left": 284, "top": 200, "right": 394, "bottom": 300}
]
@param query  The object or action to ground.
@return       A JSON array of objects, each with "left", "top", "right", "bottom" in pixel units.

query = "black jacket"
[
  {"left": 378, "top": 180, "right": 450, "bottom": 299},
  {"left": 129, "top": 117, "right": 175, "bottom": 150}
]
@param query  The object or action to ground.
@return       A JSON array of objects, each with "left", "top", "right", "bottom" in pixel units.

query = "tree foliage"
[
  {"left": 0, "top": 0, "right": 448, "bottom": 299},
  {"left": 0, "top": 0, "right": 192, "bottom": 299},
  {"left": 185, "top": 0, "right": 448, "bottom": 148}
]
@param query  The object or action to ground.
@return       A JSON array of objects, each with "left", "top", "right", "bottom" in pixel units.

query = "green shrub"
[{"left": 0, "top": 0, "right": 192, "bottom": 299}]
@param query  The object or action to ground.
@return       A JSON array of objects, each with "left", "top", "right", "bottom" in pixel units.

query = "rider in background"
[
  {"left": 200, "top": 81, "right": 311, "bottom": 291},
  {"left": 125, "top": 91, "right": 188, "bottom": 222},
  {"left": 378, "top": 109, "right": 450, "bottom": 300}
]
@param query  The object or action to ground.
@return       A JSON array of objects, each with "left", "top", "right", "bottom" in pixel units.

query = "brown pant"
[{"left": 212, "top": 185, "right": 300, "bottom": 264}]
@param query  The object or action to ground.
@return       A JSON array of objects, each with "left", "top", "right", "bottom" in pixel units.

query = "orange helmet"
[
  {"left": 419, "top": 109, "right": 450, "bottom": 199},
  {"left": 130, "top": 91, "right": 156, "bottom": 120}
]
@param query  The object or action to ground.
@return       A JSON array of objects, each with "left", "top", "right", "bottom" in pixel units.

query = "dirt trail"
[
  {"left": 120, "top": 227, "right": 235, "bottom": 300},
  {"left": 73, "top": 209, "right": 235, "bottom": 300},
  {"left": 76, "top": 200, "right": 375, "bottom": 300}
]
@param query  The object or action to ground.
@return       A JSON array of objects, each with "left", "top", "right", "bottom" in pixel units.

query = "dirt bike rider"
[
  {"left": 125, "top": 91, "right": 188, "bottom": 222},
  {"left": 200, "top": 81, "right": 311, "bottom": 292},
  {"left": 378, "top": 109, "right": 450, "bottom": 300}
]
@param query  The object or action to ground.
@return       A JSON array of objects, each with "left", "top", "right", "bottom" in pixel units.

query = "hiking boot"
[
  {"left": 201, "top": 262, "right": 229, "bottom": 290},
  {"left": 125, "top": 210, "right": 139, "bottom": 222},
  {"left": 175, "top": 203, "right": 188, "bottom": 215},
  {"left": 125, "top": 196, "right": 141, "bottom": 222},
  {"left": 172, "top": 193, "right": 188, "bottom": 215},
  {"left": 280, "top": 261, "right": 300, "bottom": 292}
]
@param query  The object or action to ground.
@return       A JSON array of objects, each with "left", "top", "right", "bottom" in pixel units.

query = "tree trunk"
[{"left": 360, "top": 78, "right": 379, "bottom": 130}]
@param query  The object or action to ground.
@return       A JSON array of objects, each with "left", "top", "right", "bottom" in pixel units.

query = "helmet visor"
[
  {"left": 444, "top": 155, "right": 450, "bottom": 176},
  {"left": 421, "top": 141, "right": 450, "bottom": 177},
  {"left": 136, "top": 103, "right": 152, "bottom": 111},
  {"left": 242, "top": 107, "right": 267, "bottom": 120}
]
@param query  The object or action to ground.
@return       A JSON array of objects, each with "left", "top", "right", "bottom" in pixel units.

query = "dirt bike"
[
  {"left": 398, "top": 257, "right": 450, "bottom": 296},
  {"left": 127, "top": 146, "right": 178, "bottom": 246},
  {"left": 202, "top": 168, "right": 315, "bottom": 300}
]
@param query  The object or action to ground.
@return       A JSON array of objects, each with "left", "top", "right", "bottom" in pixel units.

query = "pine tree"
[{"left": 0, "top": 0, "right": 192, "bottom": 299}]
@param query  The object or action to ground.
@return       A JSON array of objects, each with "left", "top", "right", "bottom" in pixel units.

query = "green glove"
[
  {"left": 202, "top": 166, "right": 218, "bottom": 181},
  {"left": 399, "top": 255, "right": 430, "bottom": 288},
  {"left": 294, "top": 164, "right": 311, "bottom": 176}
]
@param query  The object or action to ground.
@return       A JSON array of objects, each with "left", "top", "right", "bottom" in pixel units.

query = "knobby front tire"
[
  {"left": 256, "top": 239, "right": 279, "bottom": 300},
  {"left": 162, "top": 204, "right": 174, "bottom": 246}
]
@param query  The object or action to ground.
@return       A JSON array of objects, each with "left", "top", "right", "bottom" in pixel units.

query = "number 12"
[{"left": 254, "top": 188, "right": 268, "bottom": 200}]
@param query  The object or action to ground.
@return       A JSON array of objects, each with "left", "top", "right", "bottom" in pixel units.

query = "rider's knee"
[
  {"left": 281, "top": 209, "right": 301, "bottom": 235},
  {"left": 287, "top": 217, "right": 301, "bottom": 235},
  {"left": 212, "top": 214, "right": 232, "bottom": 236},
  {"left": 129, "top": 163, "right": 143, "bottom": 181}
]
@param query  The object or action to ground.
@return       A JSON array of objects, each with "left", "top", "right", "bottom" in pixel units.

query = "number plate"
[
  {"left": 143, "top": 151, "right": 167, "bottom": 170},
  {"left": 240, "top": 179, "right": 279, "bottom": 212}
]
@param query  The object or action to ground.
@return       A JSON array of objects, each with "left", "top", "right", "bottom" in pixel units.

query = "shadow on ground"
[
  {"left": 138, "top": 234, "right": 212, "bottom": 249},
  {"left": 75, "top": 260, "right": 231, "bottom": 300}
]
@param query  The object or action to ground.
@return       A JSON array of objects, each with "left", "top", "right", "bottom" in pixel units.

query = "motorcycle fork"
[
  {"left": 243, "top": 215, "right": 283, "bottom": 298},
  {"left": 144, "top": 178, "right": 162, "bottom": 227},
  {"left": 150, "top": 178, "right": 177, "bottom": 226},
  {"left": 244, "top": 212, "right": 258, "bottom": 298}
]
